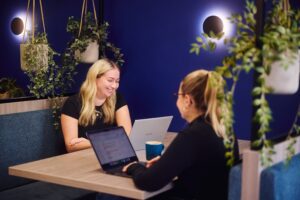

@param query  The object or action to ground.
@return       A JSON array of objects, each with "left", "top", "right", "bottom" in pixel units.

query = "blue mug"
[{"left": 145, "top": 141, "right": 164, "bottom": 160}]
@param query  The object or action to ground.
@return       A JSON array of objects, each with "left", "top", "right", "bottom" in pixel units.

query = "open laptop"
[
  {"left": 129, "top": 116, "right": 173, "bottom": 151},
  {"left": 86, "top": 127, "right": 144, "bottom": 177}
]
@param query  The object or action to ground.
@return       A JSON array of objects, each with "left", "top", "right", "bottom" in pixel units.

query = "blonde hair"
[
  {"left": 79, "top": 59, "right": 119, "bottom": 127},
  {"left": 181, "top": 69, "right": 226, "bottom": 138}
]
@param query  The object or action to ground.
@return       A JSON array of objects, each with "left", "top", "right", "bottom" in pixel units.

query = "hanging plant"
[
  {"left": 190, "top": 0, "right": 300, "bottom": 166},
  {"left": 20, "top": 0, "right": 48, "bottom": 72},
  {"left": 66, "top": 0, "right": 124, "bottom": 66},
  {"left": 21, "top": 0, "right": 76, "bottom": 129}
]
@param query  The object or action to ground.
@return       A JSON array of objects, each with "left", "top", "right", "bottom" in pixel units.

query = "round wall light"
[
  {"left": 203, "top": 15, "right": 223, "bottom": 36},
  {"left": 11, "top": 17, "right": 24, "bottom": 35}
]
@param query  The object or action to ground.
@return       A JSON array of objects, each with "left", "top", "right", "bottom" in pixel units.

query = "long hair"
[
  {"left": 181, "top": 69, "right": 226, "bottom": 138},
  {"left": 79, "top": 59, "right": 119, "bottom": 126}
]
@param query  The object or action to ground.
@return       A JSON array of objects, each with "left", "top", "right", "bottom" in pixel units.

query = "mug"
[{"left": 145, "top": 141, "right": 164, "bottom": 160}]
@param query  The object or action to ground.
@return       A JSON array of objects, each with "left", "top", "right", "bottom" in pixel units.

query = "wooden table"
[{"left": 9, "top": 132, "right": 177, "bottom": 199}]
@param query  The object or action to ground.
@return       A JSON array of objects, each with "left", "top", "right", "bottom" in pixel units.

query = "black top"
[
  {"left": 61, "top": 92, "right": 127, "bottom": 138},
  {"left": 127, "top": 116, "right": 239, "bottom": 200}
]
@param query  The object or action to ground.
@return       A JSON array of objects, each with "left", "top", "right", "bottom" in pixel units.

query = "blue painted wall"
[{"left": 1, "top": 0, "right": 299, "bottom": 140}]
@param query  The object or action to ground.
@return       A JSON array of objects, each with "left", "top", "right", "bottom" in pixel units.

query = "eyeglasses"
[{"left": 173, "top": 92, "right": 184, "bottom": 97}]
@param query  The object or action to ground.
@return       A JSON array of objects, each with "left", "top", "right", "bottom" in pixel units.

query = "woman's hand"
[
  {"left": 122, "top": 161, "right": 137, "bottom": 172},
  {"left": 146, "top": 156, "right": 161, "bottom": 168}
]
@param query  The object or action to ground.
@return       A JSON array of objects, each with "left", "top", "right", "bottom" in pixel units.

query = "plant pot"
[
  {"left": 20, "top": 44, "right": 48, "bottom": 71},
  {"left": 75, "top": 40, "right": 99, "bottom": 63},
  {"left": 265, "top": 49, "right": 300, "bottom": 94},
  {"left": 0, "top": 91, "right": 10, "bottom": 99}
]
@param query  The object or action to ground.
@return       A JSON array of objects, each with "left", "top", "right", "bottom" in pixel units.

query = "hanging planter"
[
  {"left": 72, "top": 0, "right": 99, "bottom": 63},
  {"left": 265, "top": 49, "right": 300, "bottom": 94},
  {"left": 66, "top": 0, "right": 124, "bottom": 66},
  {"left": 20, "top": 0, "right": 48, "bottom": 71},
  {"left": 20, "top": 43, "right": 48, "bottom": 71},
  {"left": 74, "top": 40, "right": 99, "bottom": 63}
]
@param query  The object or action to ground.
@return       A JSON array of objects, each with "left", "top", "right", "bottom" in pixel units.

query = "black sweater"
[{"left": 127, "top": 116, "right": 238, "bottom": 200}]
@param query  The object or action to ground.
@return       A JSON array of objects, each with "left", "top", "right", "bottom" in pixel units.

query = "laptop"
[
  {"left": 129, "top": 116, "right": 173, "bottom": 151},
  {"left": 86, "top": 127, "right": 144, "bottom": 177}
]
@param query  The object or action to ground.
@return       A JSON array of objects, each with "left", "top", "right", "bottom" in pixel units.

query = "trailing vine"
[{"left": 190, "top": 0, "right": 300, "bottom": 166}]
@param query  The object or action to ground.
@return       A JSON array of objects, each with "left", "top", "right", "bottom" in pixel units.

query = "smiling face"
[{"left": 96, "top": 68, "right": 120, "bottom": 98}]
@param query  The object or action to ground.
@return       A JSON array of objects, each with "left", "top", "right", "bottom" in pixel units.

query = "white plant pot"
[
  {"left": 265, "top": 49, "right": 300, "bottom": 94},
  {"left": 75, "top": 41, "right": 99, "bottom": 63},
  {"left": 20, "top": 44, "right": 48, "bottom": 71}
]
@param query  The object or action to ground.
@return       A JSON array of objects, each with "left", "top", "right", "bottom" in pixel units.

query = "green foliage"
[
  {"left": 67, "top": 12, "right": 124, "bottom": 66},
  {"left": 23, "top": 32, "right": 75, "bottom": 129},
  {"left": 0, "top": 78, "right": 24, "bottom": 98},
  {"left": 190, "top": 0, "right": 300, "bottom": 167},
  {"left": 262, "top": 2, "right": 300, "bottom": 74}
]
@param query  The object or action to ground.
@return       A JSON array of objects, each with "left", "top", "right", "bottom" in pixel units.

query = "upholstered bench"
[
  {"left": 228, "top": 140, "right": 300, "bottom": 200},
  {"left": 260, "top": 153, "right": 300, "bottom": 200},
  {"left": 0, "top": 99, "right": 95, "bottom": 200}
]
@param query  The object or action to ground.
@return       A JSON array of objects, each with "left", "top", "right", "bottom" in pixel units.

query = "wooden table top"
[{"left": 9, "top": 132, "right": 177, "bottom": 199}]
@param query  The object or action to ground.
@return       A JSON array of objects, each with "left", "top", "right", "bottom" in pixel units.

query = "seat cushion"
[
  {"left": 260, "top": 153, "right": 300, "bottom": 200},
  {"left": 228, "top": 164, "right": 242, "bottom": 200}
]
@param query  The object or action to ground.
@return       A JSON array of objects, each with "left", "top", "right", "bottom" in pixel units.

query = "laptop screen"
[{"left": 87, "top": 127, "right": 138, "bottom": 171}]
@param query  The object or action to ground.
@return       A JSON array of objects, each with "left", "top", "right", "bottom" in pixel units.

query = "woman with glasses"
[
  {"left": 61, "top": 59, "right": 132, "bottom": 153},
  {"left": 123, "top": 69, "right": 239, "bottom": 200}
]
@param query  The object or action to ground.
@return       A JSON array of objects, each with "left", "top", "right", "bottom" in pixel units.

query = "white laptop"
[{"left": 129, "top": 116, "right": 173, "bottom": 151}]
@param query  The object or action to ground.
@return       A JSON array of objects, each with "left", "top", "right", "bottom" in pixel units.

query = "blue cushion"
[
  {"left": 260, "top": 153, "right": 300, "bottom": 200},
  {"left": 0, "top": 109, "right": 66, "bottom": 191},
  {"left": 228, "top": 164, "right": 242, "bottom": 200}
]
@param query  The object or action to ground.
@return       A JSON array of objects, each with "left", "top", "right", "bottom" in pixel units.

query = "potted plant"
[
  {"left": 0, "top": 78, "right": 24, "bottom": 99},
  {"left": 20, "top": 35, "right": 48, "bottom": 72},
  {"left": 262, "top": 0, "right": 300, "bottom": 94},
  {"left": 190, "top": 0, "right": 300, "bottom": 166},
  {"left": 66, "top": 11, "right": 124, "bottom": 66}
]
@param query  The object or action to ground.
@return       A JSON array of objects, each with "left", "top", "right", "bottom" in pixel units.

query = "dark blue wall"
[{"left": 1, "top": 0, "right": 299, "bottom": 140}]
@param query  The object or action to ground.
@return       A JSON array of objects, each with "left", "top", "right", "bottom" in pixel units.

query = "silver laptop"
[{"left": 129, "top": 116, "right": 173, "bottom": 151}]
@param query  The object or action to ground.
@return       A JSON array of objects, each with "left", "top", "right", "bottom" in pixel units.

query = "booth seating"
[
  {"left": 0, "top": 99, "right": 95, "bottom": 200},
  {"left": 228, "top": 136, "right": 300, "bottom": 200}
]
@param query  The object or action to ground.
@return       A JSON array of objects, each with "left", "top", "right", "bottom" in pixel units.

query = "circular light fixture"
[
  {"left": 203, "top": 15, "right": 223, "bottom": 36},
  {"left": 11, "top": 17, "right": 24, "bottom": 35}
]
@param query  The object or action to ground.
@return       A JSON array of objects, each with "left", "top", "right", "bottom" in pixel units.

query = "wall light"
[
  {"left": 11, "top": 17, "right": 24, "bottom": 35},
  {"left": 199, "top": 7, "right": 234, "bottom": 44},
  {"left": 203, "top": 15, "right": 223, "bottom": 36},
  {"left": 10, "top": 11, "right": 31, "bottom": 41}
]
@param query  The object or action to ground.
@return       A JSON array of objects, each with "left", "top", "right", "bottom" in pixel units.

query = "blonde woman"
[
  {"left": 123, "top": 69, "right": 239, "bottom": 200},
  {"left": 61, "top": 59, "right": 132, "bottom": 153}
]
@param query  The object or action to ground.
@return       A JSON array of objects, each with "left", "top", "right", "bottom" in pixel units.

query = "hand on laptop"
[
  {"left": 146, "top": 156, "right": 160, "bottom": 168},
  {"left": 122, "top": 161, "right": 138, "bottom": 172}
]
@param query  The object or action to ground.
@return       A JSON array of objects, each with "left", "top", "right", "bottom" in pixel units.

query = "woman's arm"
[
  {"left": 115, "top": 105, "right": 132, "bottom": 135},
  {"left": 61, "top": 114, "right": 91, "bottom": 152}
]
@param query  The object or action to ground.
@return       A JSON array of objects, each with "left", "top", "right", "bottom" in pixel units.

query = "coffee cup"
[{"left": 145, "top": 141, "right": 164, "bottom": 160}]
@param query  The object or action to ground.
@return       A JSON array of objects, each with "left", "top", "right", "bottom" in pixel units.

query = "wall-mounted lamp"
[
  {"left": 203, "top": 15, "right": 223, "bottom": 36},
  {"left": 11, "top": 17, "right": 24, "bottom": 35},
  {"left": 10, "top": 12, "right": 31, "bottom": 41},
  {"left": 199, "top": 7, "right": 233, "bottom": 41}
]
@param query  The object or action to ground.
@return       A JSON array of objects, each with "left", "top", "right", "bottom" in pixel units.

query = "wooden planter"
[
  {"left": 265, "top": 49, "right": 300, "bottom": 94},
  {"left": 20, "top": 44, "right": 48, "bottom": 71},
  {"left": 75, "top": 40, "right": 99, "bottom": 63}
]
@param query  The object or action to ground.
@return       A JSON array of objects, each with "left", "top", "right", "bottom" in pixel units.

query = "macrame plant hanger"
[
  {"left": 20, "top": 0, "right": 48, "bottom": 71},
  {"left": 22, "top": 0, "right": 46, "bottom": 44},
  {"left": 76, "top": 0, "right": 100, "bottom": 63}
]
